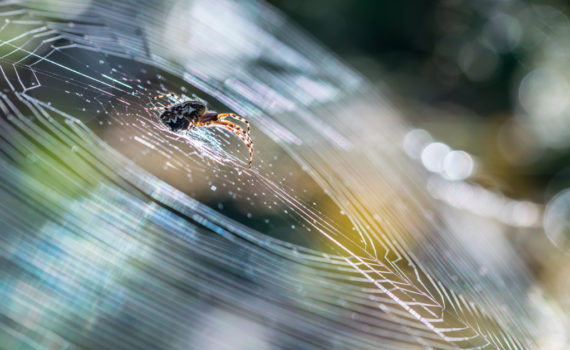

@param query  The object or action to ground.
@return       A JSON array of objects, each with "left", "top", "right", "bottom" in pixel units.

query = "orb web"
[{"left": 0, "top": 0, "right": 553, "bottom": 349}]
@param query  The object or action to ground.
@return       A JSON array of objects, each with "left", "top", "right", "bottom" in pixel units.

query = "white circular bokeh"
[{"left": 421, "top": 142, "right": 451, "bottom": 173}]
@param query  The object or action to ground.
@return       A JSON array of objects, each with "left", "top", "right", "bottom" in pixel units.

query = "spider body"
[
  {"left": 151, "top": 94, "right": 253, "bottom": 167},
  {"left": 159, "top": 100, "right": 209, "bottom": 131}
]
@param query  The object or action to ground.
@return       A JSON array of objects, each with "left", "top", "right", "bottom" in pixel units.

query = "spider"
[{"left": 151, "top": 93, "right": 253, "bottom": 167}]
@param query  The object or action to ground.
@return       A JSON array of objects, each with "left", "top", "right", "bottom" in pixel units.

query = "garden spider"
[{"left": 151, "top": 93, "right": 253, "bottom": 167}]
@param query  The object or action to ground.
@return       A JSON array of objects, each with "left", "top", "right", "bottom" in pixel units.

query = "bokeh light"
[
  {"left": 544, "top": 189, "right": 570, "bottom": 253},
  {"left": 442, "top": 150, "right": 474, "bottom": 181}
]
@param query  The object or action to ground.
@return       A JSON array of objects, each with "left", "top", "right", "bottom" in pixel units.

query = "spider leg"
[
  {"left": 222, "top": 125, "right": 253, "bottom": 168},
  {"left": 218, "top": 113, "right": 250, "bottom": 135},
  {"left": 202, "top": 120, "right": 253, "bottom": 168},
  {"left": 202, "top": 119, "right": 252, "bottom": 146},
  {"left": 186, "top": 119, "right": 196, "bottom": 134},
  {"left": 153, "top": 93, "right": 184, "bottom": 103},
  {"left": 218, "top": 120, "right": 253, "bottom": 149},
  {"left": 150, "top": 106, "right": 168, "bottom": 110}
]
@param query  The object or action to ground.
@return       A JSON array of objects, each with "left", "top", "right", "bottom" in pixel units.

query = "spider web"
[{"left": 0, "top": 0, "right": 562, "bottom": 349}]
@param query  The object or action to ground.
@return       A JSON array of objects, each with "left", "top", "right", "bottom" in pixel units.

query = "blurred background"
[
  {"left": 0, "top": 0, "right": 569, "bottom": 349},
  {"left": 272, "top": 0, "right": 570, "bottom": 314},
  {"left": 270, "top": 0, "right": 570, "bottom": 196}
]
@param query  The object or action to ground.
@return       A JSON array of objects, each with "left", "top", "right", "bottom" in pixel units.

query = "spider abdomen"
[
  {"left": 159, "top": 101, "right": 206, "bottom": 131},
  {"left": 160, "top": 109, "right": 191, "bottom": 131}
]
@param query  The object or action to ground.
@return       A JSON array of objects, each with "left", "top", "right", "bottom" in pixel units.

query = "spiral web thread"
[{"left": 0, "top": 0, "right": 555, "bottom": 349}]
